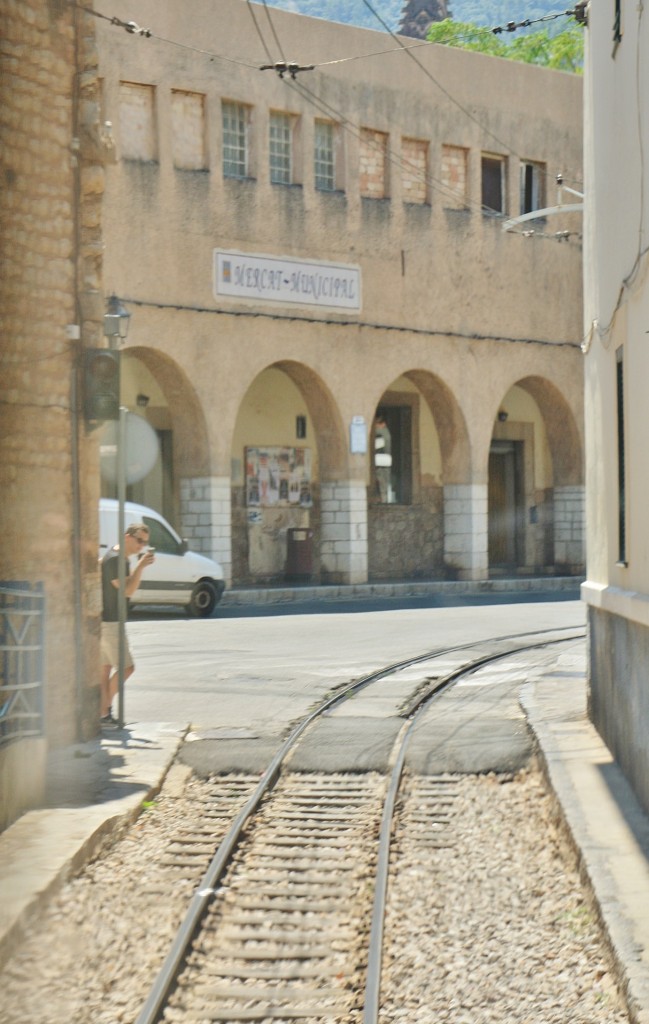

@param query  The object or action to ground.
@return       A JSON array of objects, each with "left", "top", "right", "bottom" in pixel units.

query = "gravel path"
[
  {"left": 381, "top": 769, "right": 629, "bottom": 1024},
  {"left": 0, "top": 766, "right": 631, "bottom": 1024}
]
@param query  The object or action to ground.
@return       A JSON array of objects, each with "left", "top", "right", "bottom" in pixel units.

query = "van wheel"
[{"left": 188, "top": 581, "right": 218, "bottom": 618}]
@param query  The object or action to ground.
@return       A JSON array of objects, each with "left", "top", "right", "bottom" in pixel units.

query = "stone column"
[
  {"left": 180, "top": 476, "right": 232, "bottom": 584},
  {"left": 554, "top": 484, "right": 585, "bottom": 571},
  {"left": 320, "top": 481, "right": 368, "bottom": 584},
  {"left": 443, "top": 483, "right": 488, "bottom": 580}
]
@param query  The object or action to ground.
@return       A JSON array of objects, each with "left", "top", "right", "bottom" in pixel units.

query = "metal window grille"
[
  {"left": 0, "top": 582, "right": 45, "bottom": 748},
  {"left": 269, "top": 112, "right": 292, "bottom": 184},
  {"left": 222, "top": 101, "right": 248, "bottom": 178},
  {"left": 314, "top": 121, "right": 335, "bottom": 191}
]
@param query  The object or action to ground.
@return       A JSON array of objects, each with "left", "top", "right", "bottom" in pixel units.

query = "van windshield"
[{"left": 143, "top": 517, "right": 182, "bottom": 555}]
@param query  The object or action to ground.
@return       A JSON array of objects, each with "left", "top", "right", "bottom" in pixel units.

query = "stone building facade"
[
  {"left": 96, "top": 0, "right": 585, "bottom": 592},
  {"left": 0, "top": 2, "right": 106, "bottom": 827}
]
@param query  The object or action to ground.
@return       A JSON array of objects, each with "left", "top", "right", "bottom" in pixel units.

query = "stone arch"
[
  {"left": 515, "top": 375, "right": 583, "bottom": 486},
  {"left": 487, "top": 374, "right": 584, "bottom": 574},
  {"left": 231, "top": 360, "right": 355, "bottom": 585},
  {"left": 124, "top": 346, "right": 211, "bottom": 480},
  {"left": 368, "top": 368, "right": 473, "bottom": 580},
  {"left": 270, "top": 360, "right": 348, "bottom": 480},
  {"left": 403, "top": 369, "right": 472, "bottom": 484}
]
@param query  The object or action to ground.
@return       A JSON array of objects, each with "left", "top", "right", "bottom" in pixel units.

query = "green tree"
[{"left": 427, "top": 19, "right": 584, "bottom": 72}]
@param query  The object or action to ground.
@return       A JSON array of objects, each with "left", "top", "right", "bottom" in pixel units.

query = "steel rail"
[
  {"left": 362, "top": 631, "right": 585, "bottom": 1024},
  {"left": 136, "top": 624, "right": 584, "bottom": 1024}
]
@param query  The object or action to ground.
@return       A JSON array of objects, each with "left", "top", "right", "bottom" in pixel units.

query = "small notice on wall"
[{"left": 245, "top": 447, "right": 312, "bottom": 508}]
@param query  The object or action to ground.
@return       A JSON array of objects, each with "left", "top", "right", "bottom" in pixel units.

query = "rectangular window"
[
  {"left": 171, "top": 90, "right": 206, "bottom": 170},
  {"left": 119, "top": 82, "right": 156, "bottom": 162},
  {"left": 269, "top": 111, "right": 292, "bottom": 184},
  {"left": 222, "top": 101, "right": 249, "bottom": 178},
  {"left": 401, "top": 138, "right": 428, "bottom": 204},
  {"left": 616, "top": 346, "right": 627, "bottom": 563},
  {"left": 520, "top": 160, "right": 545, "bottom": 214},
  {"left": 481, "top": 153, "right": 507, "bottom": 215},
  {"left": 314, "top": 120, "right": 335, "bottom": 191},
  {"left": 360, "top": 128, "right": 389, "bottom": 199}
]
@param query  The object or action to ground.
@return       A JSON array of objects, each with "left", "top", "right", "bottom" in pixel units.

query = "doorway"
[{"left": 488, "top": 440, "right": 524, "bottom": 569}]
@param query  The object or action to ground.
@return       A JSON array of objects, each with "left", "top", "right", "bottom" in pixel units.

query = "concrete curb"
[
  {"left": 0, "top": 723, "right": 185, "bottom": 972},
  {"left": 522, "top": 679, "right": 649, "bottom": 1024}
]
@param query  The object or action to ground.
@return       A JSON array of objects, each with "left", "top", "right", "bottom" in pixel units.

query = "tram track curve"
[{"left": 136, "top": 624, "right": 585, "bottom": 1024}]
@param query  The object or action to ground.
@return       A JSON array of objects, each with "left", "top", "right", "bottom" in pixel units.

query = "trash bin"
[{"left": 285, "top": 528, "right": 313, "bottom": 582}]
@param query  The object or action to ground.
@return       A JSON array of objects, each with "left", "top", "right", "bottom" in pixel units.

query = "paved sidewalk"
[
  {"left": 1, "top": 644, "right": 649, "bottom": 1022},
  {"left": 0, "top": 722, "right": 187, "bottom": 970}
]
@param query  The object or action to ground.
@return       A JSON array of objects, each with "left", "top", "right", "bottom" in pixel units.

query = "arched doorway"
[
  {"left": 231, "top": 362, "right": 348, "bottom": 585},
  {"left": 488, "top": 378, "right": 584, "bottom": 575},
  {"left": 368, "top": 371, "right": 471, "bottom": 580},
  {"left": 115, "top": 347, "right": 211, "bottom": 549}
]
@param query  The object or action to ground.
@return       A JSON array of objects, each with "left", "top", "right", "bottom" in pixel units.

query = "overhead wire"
[
  {"left": 73, "top": 0, "right": 582, "bottom": 240},
  {"left": 253, "top": 6, "right": 581, "bottom": 239},
  {"left": 357, "top": 0, "right": 584, "bottom": 201}
]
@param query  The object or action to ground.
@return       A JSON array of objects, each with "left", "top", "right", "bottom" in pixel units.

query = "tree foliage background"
[{"left": 254, "top": 0, "right": 579, "bottom": 35}]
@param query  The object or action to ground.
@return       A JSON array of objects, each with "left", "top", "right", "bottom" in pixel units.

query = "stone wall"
[
  {"left": 0, "top": 1, "right": 105, "bottom": 824},
  {"left": 588, "top": 607, "right": 649, "bottom": 818},
  {"left": 368, "top": 488, "right": 444, "bottom": 580}
]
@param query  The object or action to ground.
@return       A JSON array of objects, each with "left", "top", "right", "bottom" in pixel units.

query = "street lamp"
[
  {"left": 103, "top": 295, "right": 131, "bottom": 346},
  {"left": 101, "top": 295, "right": 130, "bottom": 728}
]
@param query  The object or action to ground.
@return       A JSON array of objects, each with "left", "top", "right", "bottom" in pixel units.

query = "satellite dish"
[{"left": 99, "top": 412, "right": 160, "bottom": 485}]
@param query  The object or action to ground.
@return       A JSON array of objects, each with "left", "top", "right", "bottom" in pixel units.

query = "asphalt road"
[{"left": 124, "top": 597, "right": 585, "bottom": 756}]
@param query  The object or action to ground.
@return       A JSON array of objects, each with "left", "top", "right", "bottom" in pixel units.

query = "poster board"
[{"left": 245, "top": 447, "right": 312, "bottom": 508}]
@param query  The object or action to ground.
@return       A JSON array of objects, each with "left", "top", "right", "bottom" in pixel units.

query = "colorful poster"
[{"left": 245, "top": 447, "right": 312, "bottom": 508}]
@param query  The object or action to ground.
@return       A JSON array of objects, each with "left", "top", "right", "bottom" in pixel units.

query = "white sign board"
[{"left": 214, "top": 249, "right": 361, "bottom": 312}]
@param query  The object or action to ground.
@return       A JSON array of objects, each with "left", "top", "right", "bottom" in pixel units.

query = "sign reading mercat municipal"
[{"left": 214, "top": 249, "right": 361, "bottom": 313}]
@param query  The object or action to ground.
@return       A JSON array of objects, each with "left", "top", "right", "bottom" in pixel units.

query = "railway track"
[{"left": 135, "top": 626, "right": 584, "bottom": 1024}]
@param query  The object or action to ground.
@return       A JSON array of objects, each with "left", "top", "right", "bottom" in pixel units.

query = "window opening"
[
  {"left": 373, "top": 406, "right": 412, "bottom": 505},
  {"left": 222, "top": 101, "right": 248, "bottom": 178},
  {"left": 270, "top": 112, "right": 292, "bottom": 184},
  {"left": 482, "top": 154, "right": 507, "bottom": 215},
  {"left": 314, "top": 120, "right": 335, "bottom": 191},
  {"left": 520, "top": 161, "right": 545, "bottom": 215}
]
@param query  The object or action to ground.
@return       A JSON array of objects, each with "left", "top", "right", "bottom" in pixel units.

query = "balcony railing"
[{"left": 0, "top": 582, "right": 45, "bottom": 747}]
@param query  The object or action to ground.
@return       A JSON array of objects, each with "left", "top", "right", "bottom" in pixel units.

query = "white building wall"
[{"left": 581, "top": 0, "right": 649, "bottom": 812}]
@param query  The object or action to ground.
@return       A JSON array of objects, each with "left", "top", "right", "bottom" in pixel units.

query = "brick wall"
[
  {"left": 0, "top": 1, "right": 105, "bottom": 818},
  {"left": 360, "top": 128, "right": 388, "bottom": 199},
  {"left": 401, "top": 137, "right": 428, "bottom": 204}
]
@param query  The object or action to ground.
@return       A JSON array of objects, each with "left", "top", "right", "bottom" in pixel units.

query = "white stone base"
[
  {"left": 554, "top": 485, "right": 584, "bottom": 567},
  {"left": 443, "top": 483, "right": 488, "bottom": 579},
  {"left": 180, "top": 476, "right": 232, "bottom": 584},
  {"left": 320, "top": 481, "right": 368, "bottom": 584}
]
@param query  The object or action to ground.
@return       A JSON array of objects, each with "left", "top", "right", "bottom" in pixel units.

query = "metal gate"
[{"left": 0, "top": 583, "right": 45, "bottom": 746}]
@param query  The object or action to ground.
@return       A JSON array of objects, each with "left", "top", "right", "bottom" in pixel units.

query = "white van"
[{"left": 99, "top": 499, "right": 225, "bottom": 617}]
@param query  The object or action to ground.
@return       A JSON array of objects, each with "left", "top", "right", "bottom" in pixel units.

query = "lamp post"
[
  {"left": 103, "top": 294, "right": 131, "bottom": 346},
  {"left": 102, "top": 296, "right": 130, "bottom": 728}
]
